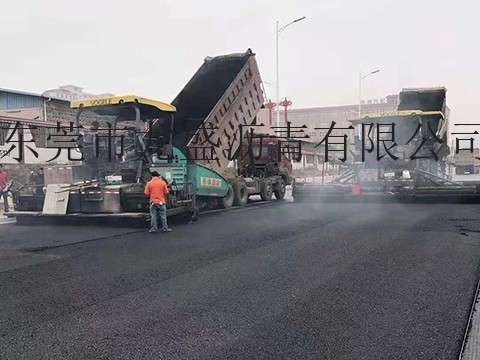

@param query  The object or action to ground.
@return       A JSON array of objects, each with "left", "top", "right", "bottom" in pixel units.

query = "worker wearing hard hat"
[{"left": 144, "top": 171, "right": 171, "bottom": 233}]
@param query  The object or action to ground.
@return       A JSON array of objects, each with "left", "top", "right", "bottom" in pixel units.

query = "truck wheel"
[
  {"left": 260, "top": 179, "right": 273, "bottom": 201},
  {"left": 233, "top": 181, "right": 248, "bottom": 206},
  {"left": 274, "top": 179, "right": 286, "bottom": 200},
  {"left": 221, "top": 184, "right": 234, "bottom": 209}
]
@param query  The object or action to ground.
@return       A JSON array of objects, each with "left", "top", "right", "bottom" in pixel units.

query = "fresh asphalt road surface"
[{"left": 2, "top": 201, "right": 480, "bottom": 359}]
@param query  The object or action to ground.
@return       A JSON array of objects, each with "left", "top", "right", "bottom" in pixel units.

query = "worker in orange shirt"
[{"left": 144, "top": 171, "right": 172, "bottom": 233}]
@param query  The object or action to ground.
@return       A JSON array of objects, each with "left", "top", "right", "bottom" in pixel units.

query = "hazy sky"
[{"left": 1, "top": 0, "right": 478, "bottom": 131}]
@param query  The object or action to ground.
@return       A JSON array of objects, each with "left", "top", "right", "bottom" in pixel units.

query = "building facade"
[
  {"left": 0, "top": 89, "right": 71, "bottom": 164},
  {"left": 257, "top": 95, "right": 400, "bottom": 142},
  {"left": 0, "top": 88, "right": 108, "bottom": 124},
  {"left": 43, "top": 85, "right": 114, "bottom": 101},
  {"left": 0, "top": 88, "right": 109, "bottom": 165},
  {"left": 255, "top": 95, "right": 400, "bottom": 166}
]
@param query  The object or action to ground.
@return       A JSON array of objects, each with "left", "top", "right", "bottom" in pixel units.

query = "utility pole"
[
  {"left": 275, "top": 16, "right": 306, "bottom": 129},
  {"left": 358, "top": 69, "right": 380, "bottom": 140},
  {"left": 358, "top": 69, "right": 380, "bottom": 119}
]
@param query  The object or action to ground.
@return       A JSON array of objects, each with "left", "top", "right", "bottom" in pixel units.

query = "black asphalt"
[{"left": 1, "top": 202, "right": 480, "bottom": 359}]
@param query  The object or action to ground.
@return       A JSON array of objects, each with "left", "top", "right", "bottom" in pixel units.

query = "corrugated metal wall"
[{"left": 0, "top": 91, "right": 44, "bottom": 109}]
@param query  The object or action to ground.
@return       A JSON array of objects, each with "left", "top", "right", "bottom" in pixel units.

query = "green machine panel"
[
  {"left": 150, "top": 164, "right": 187, "bottom": 188},
  {"left": 151, "top": 147, "right": 189, "bottom": 188},
  {"left": 187, "top": 163, "right": 229, "bottom": 198},
  {"left": 151, "top": 147, "right": 228, "bottom": 198}
]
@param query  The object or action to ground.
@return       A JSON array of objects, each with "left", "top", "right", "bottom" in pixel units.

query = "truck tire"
[
  {"left": 221, "top": 184, "right": 234, "bottom": 209},
  {"left": 260, "top": 179, "right": 273, "bottom": 201},
  {"left": 233, "top": 181, "right": 248, "bottom": 206},
  {"left": 274, "top": 179, "right": 286, "bottom": 200}
]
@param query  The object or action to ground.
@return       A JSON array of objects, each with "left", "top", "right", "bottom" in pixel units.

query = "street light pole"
[
  {"left": 358, "top": 71, "right": 362, "bottom": 120},
  {"left": 357, "top": 69, "right": 380, "bottom": 142},
  {"left": 358, "top": 69, "right": 380, "bottom": 119},
  {"left": 276, "top": 20, "right": 280, "bottom": 129},
  {"left": 275, "top": 16, "right": 306, "bottom": 129}
]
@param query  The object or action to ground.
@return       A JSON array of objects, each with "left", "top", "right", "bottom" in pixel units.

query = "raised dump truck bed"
[
  {"left": 397, "top": 87, "right": 447, "bottom": 112},
  {"left": 167, "top": 49, "right": 264, "bottom": 174}
]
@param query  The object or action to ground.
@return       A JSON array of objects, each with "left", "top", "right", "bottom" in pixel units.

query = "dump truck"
[
  {"left": 167, "top": 48, "right": 292, "bottom": 206},
  {"left": 293, "top": 87, "right": 480, "bottom": 203},
  {"left": 8, "top": 49, "right": 293, "bottom": 222}
]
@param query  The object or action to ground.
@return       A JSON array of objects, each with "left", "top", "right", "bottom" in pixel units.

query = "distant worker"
[
  {"left": 34, "top": 168, "right": 45, "bottom": 195},
  {"left": 0, "top": 164, "right": 9, "bottom": 212},
  {"left": 144, "top": 171, "right": 171, "bottom": 233}
]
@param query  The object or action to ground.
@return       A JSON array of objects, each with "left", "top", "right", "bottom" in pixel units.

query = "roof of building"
[
  {"left": 0, "top": 87, "right": 46, "bottom": 99},
  {"left": 59, "top": 85, "right": 83, "bottom": 90},
  {"left": 0, "top": 87, "right": 70, "bottom": 104}
]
